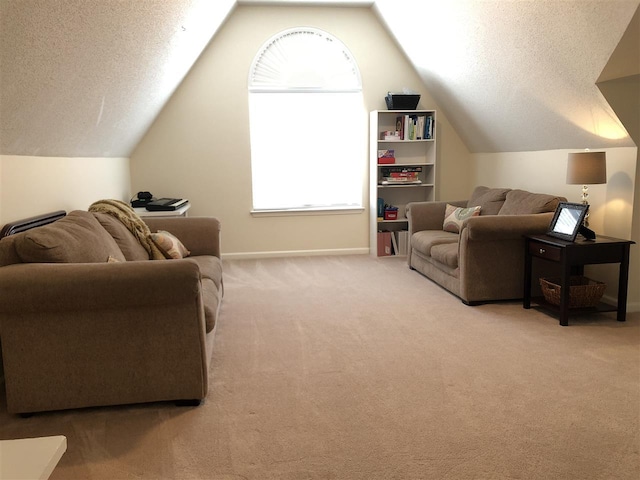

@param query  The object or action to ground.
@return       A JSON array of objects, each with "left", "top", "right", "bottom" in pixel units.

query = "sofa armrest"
[
  {"left": 456, "top": 212, "right": 556, "bottom": 303},
  {"left": 0, "top": 260, "right": 209, "bottom": 413},
  {"left": 406, "top": 200, "right": 467, "bottom": 234},
  {"left": 462, "top": 212, "right": 554, "bottom": 241},
  {"left": 143, "top": 217, "right": 221, "bottom": 258}
]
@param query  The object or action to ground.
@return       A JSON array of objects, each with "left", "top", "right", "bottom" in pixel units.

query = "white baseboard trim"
[
  {"left": 601, "top": 294, "right": 640, "bottom": 313},
  {"left": 222, "top": 248, "right": 369, "bottom": 260}
]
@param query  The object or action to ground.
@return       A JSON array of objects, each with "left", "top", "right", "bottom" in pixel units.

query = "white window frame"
[{"left": 248, "top": 27, "right": 366, "bottom": 215}]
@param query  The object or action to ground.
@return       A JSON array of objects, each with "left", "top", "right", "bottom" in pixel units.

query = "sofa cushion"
[
  {"left": 188, "top": 255, "right": 223, "bottom": 291},
  {"left": 200, "top": 277, "right": 220, "bottom": 333},
  {"left": 14, "top": 210, "right": 126, "bottom": 263},
  {"left": 431, "top": 243, "right": 459, "bottom": 268},
  {"left": 467, "top": 186, "right": 511, "bottom": 215},
  {"left": 93, "top": 212, "right": 150, "bottom": 261},
  {"left": 186, "top": 256, "right": 223, "bottom": 333},
  {"left": 443, "top": 204, "right": 482, "bottom": 233},
  {"left": 411, "top": 230, "right": 458, "bottom": 256},
  {"left": 498, "top": 189, "right": 564, "bottom": 215}
]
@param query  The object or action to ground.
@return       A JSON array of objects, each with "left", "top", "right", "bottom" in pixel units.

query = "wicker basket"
[{"left": 539, "top": 276, "right": 606, "bottom": 308}]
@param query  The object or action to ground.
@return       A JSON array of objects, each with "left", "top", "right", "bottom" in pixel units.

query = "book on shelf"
[
  {"left": 380, "top": 179, "right": 422, "bottom": 185},
  {"left": 393, "top": 114, "right": 434, "bottom": 140},
  {"left": 424, "top": 115, "right": 434, "bottom": 139},
  {"left": 380, "top": 165, "right": 422, "bottom": 184},
  {"left": 381, "top": 173, "right": 421, "bottom": 183},
  {"left": 395, "top": 115, "right": 417, "bottom": 140},
  {"left": 381, "top": 166, "right": 422, "bottom": 175},
  {"left": 416, "top": 116, "right": 425, "bottom": 140},
  {"left": 405, "top": 115, "right": 413, "bottom": 140},
  {"left": 395, "top": 116, "right": 404, "bottom": 140},
  {"left": 395, "top": 231, "right": 409, "bottom": 256},
  {"left": 390, "top": 230, "right": 399, "bottom": 254},
  {"left": 377, "top": 231, "right": 392, "bottom": 256}
]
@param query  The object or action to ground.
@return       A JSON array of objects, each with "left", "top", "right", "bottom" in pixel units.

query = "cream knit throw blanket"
[{"left": 88, "top": 199, "right": 166, "bottom": 260}]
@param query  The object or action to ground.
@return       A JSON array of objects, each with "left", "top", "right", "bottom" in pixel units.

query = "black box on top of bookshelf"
[{"left": 385, "top": 93, "right": 420, "bottom": 110}]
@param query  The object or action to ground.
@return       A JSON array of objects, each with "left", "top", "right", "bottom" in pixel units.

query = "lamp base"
[{"left": 579, "top": 195, "right": 591, "bottom": 228}]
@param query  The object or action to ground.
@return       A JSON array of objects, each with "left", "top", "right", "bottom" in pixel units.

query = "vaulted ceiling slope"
[
  {"left": 374, "top": 0, "right": 639, "bottom": 152},
  {"left": 0, "top": 0, "right": 236, "bottom": 157},
  {"left": 0, "top": 0, "right": 637, "bottom": 157}
]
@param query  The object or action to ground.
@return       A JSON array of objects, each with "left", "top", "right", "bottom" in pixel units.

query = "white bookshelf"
[{"left": 370, "top": 110, "right": 436, "bottom": 257}]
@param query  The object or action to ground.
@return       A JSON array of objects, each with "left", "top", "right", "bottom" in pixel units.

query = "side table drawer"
[{"left": 529, "top": 241, "right": 561, "bottom": 262}]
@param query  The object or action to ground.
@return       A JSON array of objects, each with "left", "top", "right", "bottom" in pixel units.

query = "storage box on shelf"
[
  {"left": 370, "top": 110, "right": 436, "bottom": 257},
  {"left": 384, "top": 208, "right": 398, "bottom": 220}
]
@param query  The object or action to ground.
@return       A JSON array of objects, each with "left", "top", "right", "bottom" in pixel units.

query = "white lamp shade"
[{"left": 566, "top": 151, "right": 607, "bottom": 185}]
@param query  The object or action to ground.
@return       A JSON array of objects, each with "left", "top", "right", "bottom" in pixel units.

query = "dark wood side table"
[{"left": 523, "top": 234, "right": 635, "bottom": 326}]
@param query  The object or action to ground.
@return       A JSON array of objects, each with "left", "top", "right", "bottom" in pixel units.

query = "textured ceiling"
[
  {"left": 0, "top": 0, "right": 235, "bottom": 157},
  {"left": 0, "top": 0, "right": 638, "bottom": 157},
  {"left": 374, "top": 0, "right": 639, "bottom": 152}
]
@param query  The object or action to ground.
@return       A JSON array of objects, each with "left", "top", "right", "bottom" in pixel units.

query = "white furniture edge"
[
  {"left": 0, "top": 435, "right": 67, "bottom": 480},
  {"left": 133, "top": 202, "right": 191, "bottom": 217}
]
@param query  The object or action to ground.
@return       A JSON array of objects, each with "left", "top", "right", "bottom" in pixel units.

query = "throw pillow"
[
  {"left": 443, "top": 204, "right": 481, "bottom": 233},
  {"left": 150, "top": 230, "right": 190, "bottom": 259}
]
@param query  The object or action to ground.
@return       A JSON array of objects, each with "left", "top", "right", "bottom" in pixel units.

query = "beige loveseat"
[
  {"left": 406, "top": 186, "right": 565, "bottom": 305},
  {"left": 0, "top": 209, "right": 222, "bottom": 414}
]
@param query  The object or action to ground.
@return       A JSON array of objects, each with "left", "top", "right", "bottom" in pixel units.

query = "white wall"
[
  {"left": 130, "top": 5, "right": 471, "bottom": 258},
  {"left": 474, "top": 147, "right": 638, "bottom": 311},
  {"left": 0, "top": 155, "right": 131, "bottom": 225}
]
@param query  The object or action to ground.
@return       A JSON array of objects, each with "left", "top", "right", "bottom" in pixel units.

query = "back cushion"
[
  {"left": 14, "top": 210, "right": 126, "bottom": 263},
  {"left": 0, "top": 235, "right": 22, "bottom": 266},
  {"left": 498, "top": 190, "right": 565, "bottom": 215},
  {"left": 93, "top": 212, "right": 150, "bottom": 261},
  {"left": 467, "top": 186, "right": 511, "bottom": 215}
]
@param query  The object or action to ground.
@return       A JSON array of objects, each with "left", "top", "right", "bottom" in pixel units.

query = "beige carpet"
[{"left": 1, "top": 255, "right": 638, "bottom": 479}]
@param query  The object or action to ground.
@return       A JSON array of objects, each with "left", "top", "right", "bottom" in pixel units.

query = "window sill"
[{"left": 251, "top": 206, "right": 365, "bottom": 217}]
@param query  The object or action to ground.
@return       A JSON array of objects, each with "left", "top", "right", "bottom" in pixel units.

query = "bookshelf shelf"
[
  {"left": 370, "top": 109, "right": 436, "bottom": 257},
  {"left": 378, "top": 184, "right": 433, "bottom": 189},
  {"left": 378, "top": 218, "right": 407, "bottom": 224},
  {"left": 378, "top": 139, "right": 434, "bottom": 144}
]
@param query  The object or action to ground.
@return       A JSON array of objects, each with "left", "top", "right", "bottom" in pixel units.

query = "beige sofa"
[
  {"left": 406, "top": 186, "right": 566, "bottom": 305},
  {"left": 0, "top": 209, "right": 222, "bottom": 414}
]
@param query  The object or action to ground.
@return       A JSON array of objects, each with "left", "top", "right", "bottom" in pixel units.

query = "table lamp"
[{"left": 566, "top": 151, "right": 607, "bottom": 228}]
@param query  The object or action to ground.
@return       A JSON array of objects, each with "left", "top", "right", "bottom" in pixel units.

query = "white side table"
[
  {"left": 133, "top": 202, "right": 191, "bottom": 218},
  {"left": 0, "top": 435, "right": 67, "bottom": 480}
]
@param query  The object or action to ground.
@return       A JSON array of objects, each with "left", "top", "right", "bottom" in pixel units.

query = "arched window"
[{"left": 248, "top": 28, "right": 365, "bottom": 212}]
